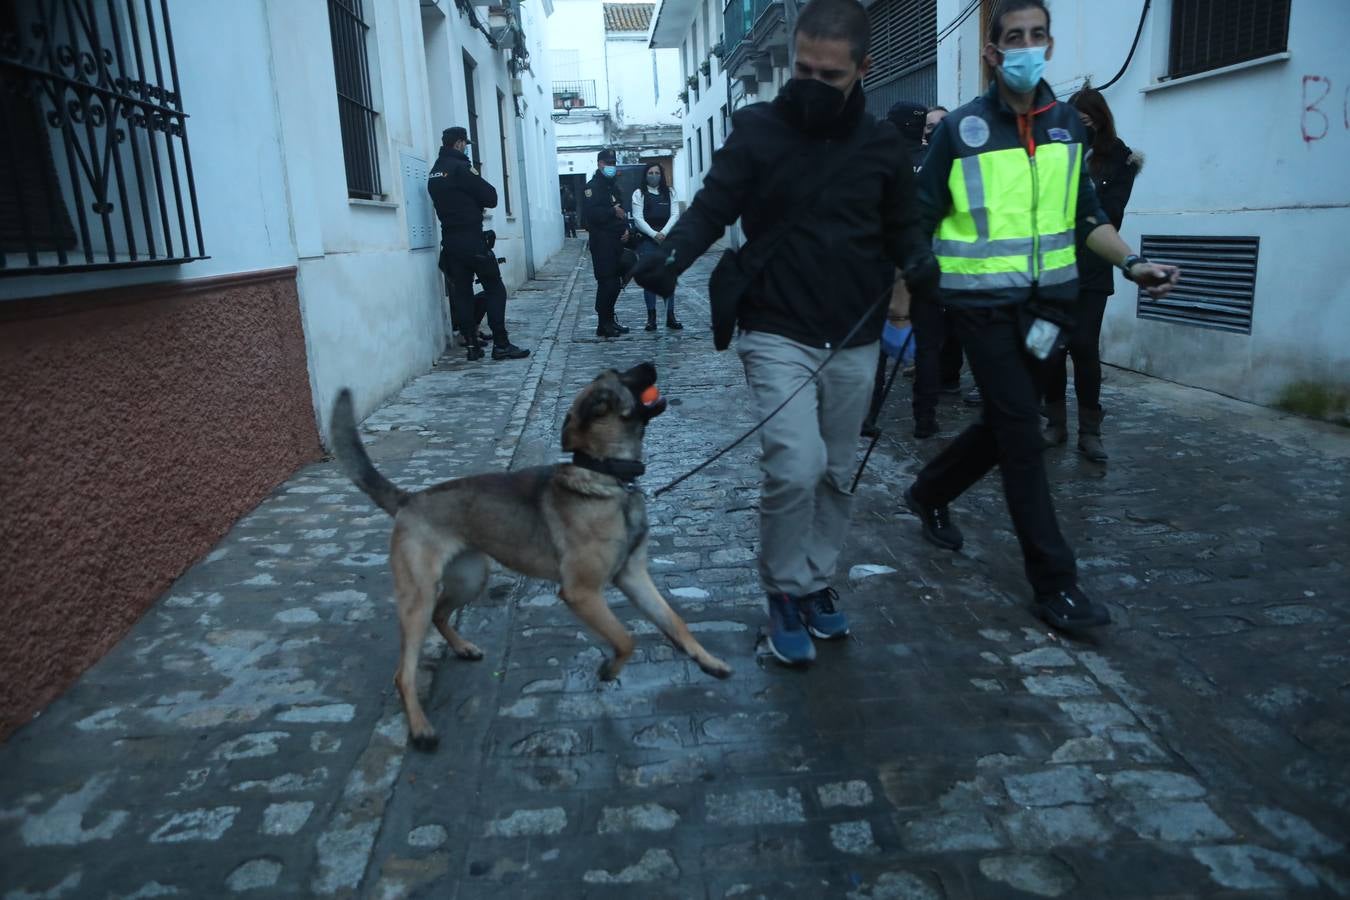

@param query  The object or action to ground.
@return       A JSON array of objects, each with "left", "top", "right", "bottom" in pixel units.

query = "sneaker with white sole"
[
  {"left": 764, "top": 593, "right": 815, "bottom": 666},
  {"left": 800, "top": 587, "right": 850, "bottom": 640}
]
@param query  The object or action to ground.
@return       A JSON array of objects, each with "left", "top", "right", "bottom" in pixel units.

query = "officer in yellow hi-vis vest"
[{"left": 902, "top": 0, "right": 1179, "bottom": 633}]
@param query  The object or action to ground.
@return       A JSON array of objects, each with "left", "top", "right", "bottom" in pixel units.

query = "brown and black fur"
[{"left": 330, "top": 363, "right": 732, "bottom": 751}]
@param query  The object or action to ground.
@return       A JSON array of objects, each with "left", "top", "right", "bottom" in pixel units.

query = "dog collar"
[{"left": 571, "top": 451, "right": 645, "bottom": 485}]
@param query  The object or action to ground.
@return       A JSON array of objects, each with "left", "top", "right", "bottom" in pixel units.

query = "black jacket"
[
  {"left": 582, "top": 172, "right": 628, "bottom": 238},
  {"left": 1078, "top": 138, "right": 1141, "bottom": 295},
  {"left": 428, "top": 147, "right": 496, "bottom": 232},
  {"left": 660, "top": 83, "right": 931, "bottom": 349},
  {"left": 918, "top": 82, "right": 1108, "bottom": 308}
]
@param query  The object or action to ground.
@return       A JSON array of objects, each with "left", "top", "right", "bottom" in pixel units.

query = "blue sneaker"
[
  {"left": 800, "top": 587, "right": 850, "bottom": 639},
  {"left": 764, "top": 593, "right": 815, "bottom": 666}
]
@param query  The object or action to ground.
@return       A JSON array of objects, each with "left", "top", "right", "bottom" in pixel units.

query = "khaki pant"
[{"left": 737, "top": 330, "right": 879, "bottom": 597}]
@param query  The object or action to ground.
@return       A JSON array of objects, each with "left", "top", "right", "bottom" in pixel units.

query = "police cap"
[
  {"left": 442, "top": 126, "right": 471, "bottom": 146},
  {"left": 886, "top": 101, "right": 928, "bottom": 144}
]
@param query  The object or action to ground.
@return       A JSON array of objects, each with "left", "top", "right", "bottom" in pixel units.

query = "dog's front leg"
[
  {"left": 615, "top": 560, "right": 733, "bottom": 680},
  {"left": 559, "top": 566, "right": 635, "bottom": 681}
]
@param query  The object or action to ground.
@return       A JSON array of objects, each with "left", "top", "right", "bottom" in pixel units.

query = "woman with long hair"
[
  {"left": 1045, "top": 86, "right": 1143, "bottom": 462},
  {"left": 632, "top": 163, "right": 683, "bottom": 330}
]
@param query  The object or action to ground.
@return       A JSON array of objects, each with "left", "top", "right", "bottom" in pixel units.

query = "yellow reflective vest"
[{"left": 917, "top": 84, "right": 1106, "bottom": 306}]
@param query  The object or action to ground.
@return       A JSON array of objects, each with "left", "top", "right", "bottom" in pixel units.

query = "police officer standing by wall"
[
  {"left": 583, "top": 149, "right": 632, "bottom": 338},
  {"left": 428, "top": 127, "right": 529, "bottom": 361},
  {"left": 904, "top": 0, "right": 1178, "bottom": 632}
]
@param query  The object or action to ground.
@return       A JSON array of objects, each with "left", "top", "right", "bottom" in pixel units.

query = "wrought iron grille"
[
  {"left": 0, "top": 0, "right": 206, "bottom": 275},
  {"left": 328, "top": 0, "right": 382, "bottom": 199},
  {"left": 1136, "top": 235, "right": 1260, "bottom": 335},
  {"left": 1168, "top": 0, "right": 1290, "bottom": 80},
  {"left": 552, "top": 79, "right": 596, "bottom": 109}
]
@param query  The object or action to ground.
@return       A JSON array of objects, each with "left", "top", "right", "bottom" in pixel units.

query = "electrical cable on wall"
[
  {"left": 936, "top": 0, "right": 981, "bottom": 46},
  {"left": 1096, "top": 0, "right": 1151, "bottom": 91}
]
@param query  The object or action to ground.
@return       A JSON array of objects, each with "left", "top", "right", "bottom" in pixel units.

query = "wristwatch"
[{"left": 1120, "top": 254, "right": 1149, "bottom": 279}]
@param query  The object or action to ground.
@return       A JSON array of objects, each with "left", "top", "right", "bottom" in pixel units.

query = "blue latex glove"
[{"left": 882, "top": 321, "right": 914, "bottom": 362}]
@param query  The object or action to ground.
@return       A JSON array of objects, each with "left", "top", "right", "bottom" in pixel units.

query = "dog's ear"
[{"left": 561, "top": 386, "right": 621, "bottom": 451}]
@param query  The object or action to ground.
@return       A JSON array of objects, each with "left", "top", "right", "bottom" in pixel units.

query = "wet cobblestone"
[{"left": 2, "top": 240, "right": 1348, "bottom": 898}]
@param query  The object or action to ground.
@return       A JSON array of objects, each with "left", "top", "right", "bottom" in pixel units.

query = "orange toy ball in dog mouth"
[{"left": 640, "top": 385, "right": 660, "bottom": 405}]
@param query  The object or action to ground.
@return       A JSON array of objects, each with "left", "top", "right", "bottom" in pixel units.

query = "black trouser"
[
  {"left": 1044, "top": 290, "right": 1108, "bottom": 412},
  {"left": 442, "top": 231, "right": 508, "bottom": 347},
  {"left": 910, "top": 294, "right": 965, "bottom": 420},
  {"left": 912, "top": 304, "right": 1076, "bottom": 594},
  {"left": 590, "top": 232, "right": 623, "bottom": 324}
]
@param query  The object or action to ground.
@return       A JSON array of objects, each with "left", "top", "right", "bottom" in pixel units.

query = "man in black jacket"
[
  {"left": 903, "top": 0, "right": 1177, "bottom": 632},
  {"left": 582, "top": 149, "right": 632, "bottom": 338},
  {"left": 634, "top": 0, "right": 936, "bottom": 667},
  {"left": 428, "top": 127, "right": 528, "bottom": 361}
]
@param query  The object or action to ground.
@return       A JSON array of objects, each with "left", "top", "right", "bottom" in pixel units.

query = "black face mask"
[{"left": 783, "top": 78, "right": 849, "bottom": 132}]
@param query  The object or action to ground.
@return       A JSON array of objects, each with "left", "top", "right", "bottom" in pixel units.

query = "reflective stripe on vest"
[{"left": 935, "top": 141, "right": 1081, "bottom": 292}]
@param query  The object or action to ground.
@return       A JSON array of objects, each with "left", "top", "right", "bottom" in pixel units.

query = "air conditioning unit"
[{"left": 511, "top": 77, "right": 524, "bottom": 97}]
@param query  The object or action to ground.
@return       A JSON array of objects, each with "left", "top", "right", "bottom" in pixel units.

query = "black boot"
[
  {"left": 492, "top": 342, "right": 530, "bottom": 360},
  {"left": 612, "top": 318, "right": 631, "bottom": 334},
  {"left": 913, "top": 414, "right": 939, "bottom": 439},
  {"left": 1042, "top": 400, "right": 1068, "bottom": 448},
  {"left": 1078, "top": 407, "right": 1108, "bottom": 462},
  {"left": 596, "top": 319, "right": 623, "bottom": 338},
  {"left": 666, "top": 309, "right": 684, "bottom": 330},
  {"left": 645, "top": 310, "right": 657, "bottom": 331}
]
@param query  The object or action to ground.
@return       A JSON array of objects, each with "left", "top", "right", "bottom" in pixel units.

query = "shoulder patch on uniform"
[
  {"left": 1047, "top": 127, "right": 1072, "bottom": 142},
  {"left": 584, "top": 188, "right": 592, "bottom": 197},
  {"left": 959, "top": 116, "right": 990, "bottom": 149}
]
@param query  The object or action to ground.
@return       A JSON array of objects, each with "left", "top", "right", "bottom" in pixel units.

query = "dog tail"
[{"left": 330, "top": 388, "right": 409, "bottom": 516}]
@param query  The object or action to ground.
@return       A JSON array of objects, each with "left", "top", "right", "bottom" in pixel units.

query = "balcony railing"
[
  {"left": 552, "top": 79, "right": 597, "bottom": 109},
  {"left": 722, "top": 0, "right": 782, "bottom": 61}
]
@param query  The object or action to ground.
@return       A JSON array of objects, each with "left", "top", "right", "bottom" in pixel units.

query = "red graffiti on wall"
[{"left": 1301, "top": 74, "right": 1350, "bottom": 145}]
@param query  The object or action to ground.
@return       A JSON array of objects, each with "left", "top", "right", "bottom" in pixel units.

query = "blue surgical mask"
[
  {"left": 999, "top": 46, "right": 1048, "bottom": 94},
  {"left": 602, "top": 165, "right": 617, "bottom": 178}
]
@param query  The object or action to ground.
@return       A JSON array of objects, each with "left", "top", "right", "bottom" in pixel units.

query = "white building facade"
[
  {"left": 2, "top": 0, "right": 565, "bottom": 434},
  {"left": 936, "top": 0, "right": 1349, "bottom": 407},
  {"left": 551, "top": 1, "right": 684, "bottom": 197},
  {"left": 650, "top": 0, "right": 735, "bottom": 201}
]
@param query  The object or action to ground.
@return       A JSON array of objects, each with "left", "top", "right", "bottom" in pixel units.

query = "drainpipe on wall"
[{"left": 508, "top": 0, "right": 537, "bottom": 277}]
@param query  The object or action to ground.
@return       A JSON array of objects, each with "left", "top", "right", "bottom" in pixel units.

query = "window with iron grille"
[
  {"left": 696, "top": 127, "right": 704, "bottom": 173},
  {"left": 1136, "top": 235, "right": 1260, "bottom": 335},
  {"left": 0, "top": 0, "right": 205, "bottom": 275},
  {"left": 686, "top": 137, "right": 693, "bottom": 177},
  {"left": 1167, "top": 0, "right": 1290, "bottom": 80},
  {"left": 328, "top": 0, "right": 382, "bottom": 199}
]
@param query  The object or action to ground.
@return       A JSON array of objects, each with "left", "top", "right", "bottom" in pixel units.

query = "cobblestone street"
[{"left": 2, "top": 240, "right": 1347, "bottom": 899}]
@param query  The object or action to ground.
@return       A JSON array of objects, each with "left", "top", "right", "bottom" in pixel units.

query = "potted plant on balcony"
[
  {"left": 700, "top": 59, "right": 712, "bottom": 76},
  {"left": 686, "top": 75, "right": 699, "bottom": 90},
  {"left": 710, "top": 40, "right": 725, "bottom": 60},
  {"left": 677, "top": 89, "right": 689, "bottom": 104}
]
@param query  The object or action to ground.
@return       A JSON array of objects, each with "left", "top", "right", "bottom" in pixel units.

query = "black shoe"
[
  {"left": 466, "top": 345, "right": 485, "bottom": 361},
  {"left": 645, "top": 312, "right": 658, "bottom": 331},
  {"left": 492, "top": 342, "right": 529, "bottom": 360},
  {"left": 613, "top": 320, "right": 632, "bottom": 334},
  {"left": 666, "top": 315, "right": 684, "bottom": 330},
  {"left": 939, "top": 381, "right": 962, "bottom": 396},
  {"left": 596, "top": 321, "right": 623, "bottom": 338},
  {"left": 904, "top": 484, "right": 963, "bottom": 551},
  {"left": 861, "top": 420, "right": 882, "bottom": 439},
  {"left": 913, "top": 415, "right": 939, "bottom": 439},
  {"left": 1034, "top": 585, "right": 1111, "bottom": 632}
]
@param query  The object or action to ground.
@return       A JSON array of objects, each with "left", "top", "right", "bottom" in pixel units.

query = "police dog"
[{"left": 330, "top": 363, "right": 732, "bottom": 751}]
